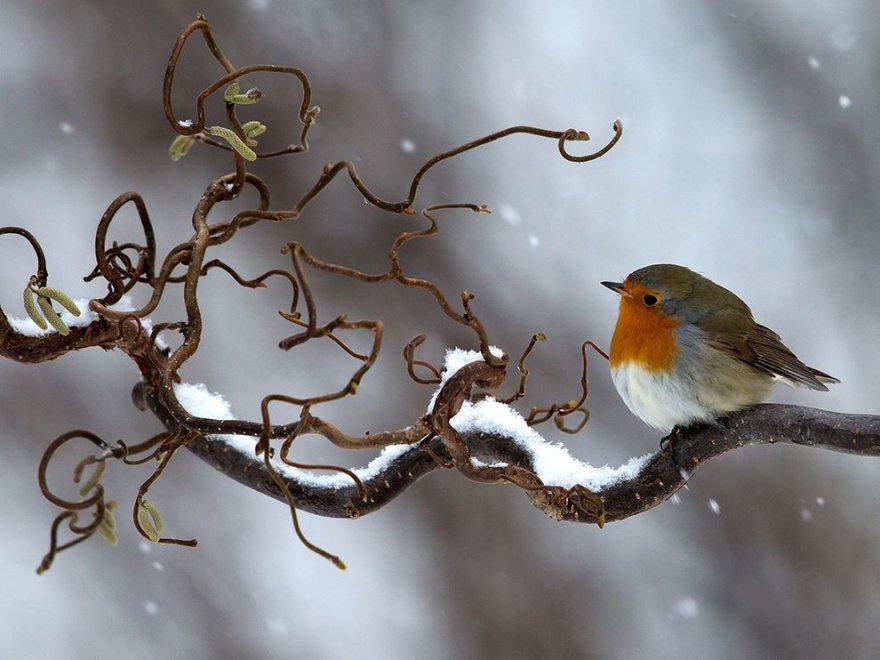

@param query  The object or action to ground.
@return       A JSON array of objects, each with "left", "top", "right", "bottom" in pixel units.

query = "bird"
[{"left": 602, "top": 264, "right": 838, "bottom": 433}]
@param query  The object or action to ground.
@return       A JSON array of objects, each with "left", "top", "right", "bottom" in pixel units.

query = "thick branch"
[
  {"left": 4, "top": 311, "right": 878, "bottom": 525},
  {"left": 173, "top": 400, "right": 880, "bottom": 521},
  {"left": 561, "top": 404, "right": 880, "bottom": 523},
  {"left": 0, "top": 312, "right": 122, "bottom": 363}
]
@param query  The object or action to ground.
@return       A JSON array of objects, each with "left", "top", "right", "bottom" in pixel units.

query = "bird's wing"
[{"left": 706, "top": 324, "right": 839, "bottom": 391}]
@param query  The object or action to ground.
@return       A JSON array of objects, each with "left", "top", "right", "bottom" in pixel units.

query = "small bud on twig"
[
  {"left": 169, "top": 134, "right": 195, "bottom": 161},
  {"left": 223, "top": 81, "right": 262, "bottom": 105}
]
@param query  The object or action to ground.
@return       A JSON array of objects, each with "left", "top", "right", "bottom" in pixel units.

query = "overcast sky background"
[{"left": 2, "top": 1, "right": 879, "bottom": 658}]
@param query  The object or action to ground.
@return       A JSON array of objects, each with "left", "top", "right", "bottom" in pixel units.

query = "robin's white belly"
[{"left": 610, "top": 361, "right": 715, "bottom": 432}]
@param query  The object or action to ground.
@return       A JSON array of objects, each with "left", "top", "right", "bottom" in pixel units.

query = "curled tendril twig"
[
  {"left": 524, "top": 340, "right": 609, "bottom": 433},
  {"left": 85, "top": 192, "right": 157, "bottom": 305},
  {"left": 0, "top": 227, "right": 48, "bottom": 287},
  {"left": 403, "top": 334, "right": 441, "bottom": 384}
]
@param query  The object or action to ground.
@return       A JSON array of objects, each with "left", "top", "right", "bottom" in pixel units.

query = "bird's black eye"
[{"left": 642, "top": 294, "right": 658, "bottom": 307}]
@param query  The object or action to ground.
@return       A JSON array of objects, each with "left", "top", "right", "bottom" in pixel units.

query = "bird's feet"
[
  {"left": 661, "top": 417, "right": 730, "bottom": 469},
  {"left": 660, "top": 425, "right": 685, "bottom": 462}
]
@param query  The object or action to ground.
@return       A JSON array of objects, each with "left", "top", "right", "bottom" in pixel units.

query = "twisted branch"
[{"left": 165, "top": 394, "right": 880, "bottom": 522}]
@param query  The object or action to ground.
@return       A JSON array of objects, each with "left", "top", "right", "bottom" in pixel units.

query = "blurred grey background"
[{"left": 2, "top": 1, "right": 879, "bottom": 658}]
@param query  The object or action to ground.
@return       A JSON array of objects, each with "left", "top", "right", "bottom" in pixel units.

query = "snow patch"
[
  {"left": 174, "top": 382, "right": 412, "bottom": 489},
  {"left": 451, "top": 397, "right": 650, "bottom": 490},
  {"left": 423, "top": 347, "right": 651, "bottom": 490},
  {"left": 426, "top": 347, "right": 504, "bottom": 412}
]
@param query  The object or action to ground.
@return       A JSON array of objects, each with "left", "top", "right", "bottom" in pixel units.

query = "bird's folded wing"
[{"left": 706, "top": 324, "right": 839, "bottom": 390}]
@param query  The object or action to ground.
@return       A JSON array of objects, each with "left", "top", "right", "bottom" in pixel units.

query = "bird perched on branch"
[{"left": 602, "top": 264, "right": 838, "bottom": 432}]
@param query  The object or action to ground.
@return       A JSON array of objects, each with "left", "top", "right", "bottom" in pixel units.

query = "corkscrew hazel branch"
[{"left": 1, "top": 14, "right": 630, "bottom": 572}]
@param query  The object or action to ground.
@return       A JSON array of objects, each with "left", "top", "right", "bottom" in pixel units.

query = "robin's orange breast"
[{"left": 609, "top": 297, "right": 680, "bottom": 372}]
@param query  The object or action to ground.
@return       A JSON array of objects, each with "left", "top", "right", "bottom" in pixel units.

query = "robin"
[{"left": 602, "top": 264, "right": 838, "bottom": 432}]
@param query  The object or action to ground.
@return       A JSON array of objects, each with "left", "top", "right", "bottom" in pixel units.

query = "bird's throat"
[{"left": 609, "top": 299, "right": 679, "bottom": 372}]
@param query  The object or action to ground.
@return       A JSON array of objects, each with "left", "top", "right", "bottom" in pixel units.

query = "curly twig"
[
  {"left": 0, "top": 227, "right": 48, "bottom": 286},
  {"left": 0, "top": 13, "right": 696, "bottom": 573}
]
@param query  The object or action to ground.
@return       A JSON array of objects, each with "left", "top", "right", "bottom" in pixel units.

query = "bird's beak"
[{"left": 601, "top": 281, "right": 627, "bottom": 296}]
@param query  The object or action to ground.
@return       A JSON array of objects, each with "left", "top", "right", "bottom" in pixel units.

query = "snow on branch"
[{"left": 165, "top": 353, "right": 880, "bottom": 528}]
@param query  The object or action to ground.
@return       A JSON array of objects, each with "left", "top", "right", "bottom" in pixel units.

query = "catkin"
[
  {"left": 36, "top": 295, "right": 69, "bottom": 335},
  {"left": 205, "top": 126, "right": 257, "bottom": 161},
  {"left": 23, "top": 287, "right": 48, "bottom": 330},
  {"left": 137, "top": 499, "right": 163, "bottom": 542},
  {"left": 37, "top": 287, "right": 81, "bottom": 316}
]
